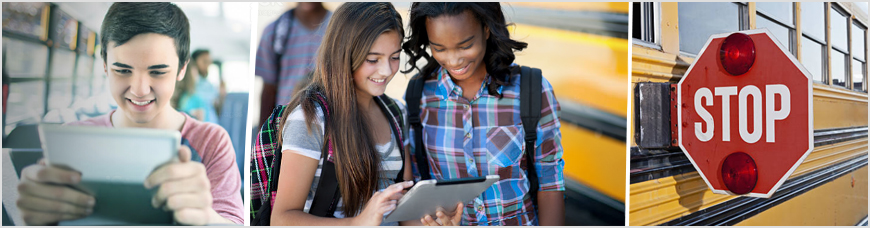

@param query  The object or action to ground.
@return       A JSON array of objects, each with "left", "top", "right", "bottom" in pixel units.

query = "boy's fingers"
[
  {"left": 17, "top": 195, "right": 92, "bottom": 216},
  {"left": 21, "top": 165, "right": 81, "bottom": 185},
  {"left": 178, "top": 145, "right": 192, "bottom": 163},
  {"left": 145, "top": 162, "right": 204, "bottom": 189},
  {"left": 20, "top": 209, "right": 88, "bottom": 226},
  {"left": 162, "top": 193, "right": 212, "bottom": 211},
  {"left": 173, "top": 208, "right": 209, "bottom": 226},
  {"left": 17, "top": 181, "right": 94, "bottom": 208},
  {"left": 151, "top": 176, "right": 210, "bottom": 207}
]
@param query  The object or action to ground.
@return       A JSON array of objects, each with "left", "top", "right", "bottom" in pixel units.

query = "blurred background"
[
  {"left": 251, "top": 2, "right": 628, "bottom": 225},
  {"left": 2, "top": 2, "right": 252, "bottom": 225}
]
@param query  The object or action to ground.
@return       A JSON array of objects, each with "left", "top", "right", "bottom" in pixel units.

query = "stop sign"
[{"left": 678, "top": 29, "right": 813, "bottom": 198}]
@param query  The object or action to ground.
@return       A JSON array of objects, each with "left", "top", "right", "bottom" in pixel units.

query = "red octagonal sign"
[{"left": 678, "top": 29, "right": 813, "bottom": 198}]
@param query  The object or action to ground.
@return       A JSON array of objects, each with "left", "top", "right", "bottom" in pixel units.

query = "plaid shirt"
[{"left": 407, "top": 65, "right": 565, "bottom": 226}]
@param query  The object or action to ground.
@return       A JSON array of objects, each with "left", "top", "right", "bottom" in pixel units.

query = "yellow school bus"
[
  {"left": 507, "top": 2, "right": 628, "bottom": 226},
  {"left": 629, "top": 2, "right": 868, "bottom": 226}
]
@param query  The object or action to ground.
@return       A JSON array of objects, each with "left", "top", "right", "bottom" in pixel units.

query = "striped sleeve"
[{"left": 536, "top": 77, "right": 566, "bottom": 192}]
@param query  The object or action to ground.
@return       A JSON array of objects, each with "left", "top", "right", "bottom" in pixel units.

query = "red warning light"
[
  {"left": 721, "top": 152, "right": 758, "bottom": 195},
  {"left": 719, "top": 32, "right": 756, "bottom": 76}
]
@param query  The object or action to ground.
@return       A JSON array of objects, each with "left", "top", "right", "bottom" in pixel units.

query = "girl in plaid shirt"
[{"left": 403, "top": 2, "right": 566, "bottom": 226}]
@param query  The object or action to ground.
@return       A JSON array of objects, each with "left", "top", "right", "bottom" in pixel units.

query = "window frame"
[
  {"left": 800, "top": 2, "right": 829, "bottom": 85},
  {"left": 632, "top": 2, "right": 661, "bottom": 50},
  {"left": 755, "top": 3, "right": 797, "bottom": 53},
  {"left": 677, "top": 2, "right": 749, "bottom": 58},
  {"left": 829, "top": 4, "right": 850, "bottom": 88},
  {"left": 852, "top": 20, "right": 868, "bottom": 92}
]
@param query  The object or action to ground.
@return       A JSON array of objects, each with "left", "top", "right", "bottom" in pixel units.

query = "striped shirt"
[
  {"left": 280, "top": 99, "right": 407, "bottom": 225},
  {"left": 406, "top": 64, "right": 565, "bottom": 226},
  {"left": 255, "top": 10, "right": 332, "bottom": 106}
]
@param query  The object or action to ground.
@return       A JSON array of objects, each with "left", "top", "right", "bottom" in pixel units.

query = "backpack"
[
  {"left": 250, "top": 90, "right": 408, "bottom": 225},
  {"left": 404, "top": 65, "right": 543, "bottom": 208}
]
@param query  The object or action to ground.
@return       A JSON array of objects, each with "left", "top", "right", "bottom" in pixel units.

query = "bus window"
[
  {"left": 3, "top": 38, "right": 48, "bottom": 78},
  {"left": 755, "top": 3, "right": 794, "bottom": 53},
  {"left": 853, "top": 23, "right": 867, "bottom": 92},
  {"left": 801, "top": 36, "right": 826, "bottom": 83},
  {"left": 677, "top": 2, "right": 741, "bottom": 55},
  {"left": 830, "top": 6, "right": 849, "bottom": 88},
  {"left": 4, "top": 82, "right": 45, "bottom": 135},
  {"left": 800, "top": 2, "right": 827, "bottom": 84}
]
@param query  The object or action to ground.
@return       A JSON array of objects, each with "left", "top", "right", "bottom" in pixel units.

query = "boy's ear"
[
  {"left": 103, "top": 62, "right": 108, "bottom": 74},
  {"left": 177, "top": 60, "right": 189, "bottom": 81}
]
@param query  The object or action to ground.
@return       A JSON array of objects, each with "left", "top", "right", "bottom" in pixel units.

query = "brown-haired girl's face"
[
  {"left": 425, "top": 10, "right": 489, "bottom": 82},
  {"left": 352, "top": 30, "right": 402, "bottom": 98}
]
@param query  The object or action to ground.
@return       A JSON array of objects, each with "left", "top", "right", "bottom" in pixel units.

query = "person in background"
[
  {"left": 173, "top": 62, "right": 212, "bottom": 122},
  {"left": 189, "top": 49, "right": 222, "bottom": 123},
  {"left": 256, "top": 2, "right": 332, "bottom": 125}
]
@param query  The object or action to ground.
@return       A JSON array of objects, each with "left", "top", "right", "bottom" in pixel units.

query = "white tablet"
[
  {"left": 383, "top": 175, "right": 500, "bottom": 223},
  {"left": 38, "top": 124, "right": 180, "bottom": 225}
]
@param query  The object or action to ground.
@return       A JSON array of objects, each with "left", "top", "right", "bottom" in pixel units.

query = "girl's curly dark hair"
[{"left": 402, "top": 2, "right": 527, "bottom": 98}]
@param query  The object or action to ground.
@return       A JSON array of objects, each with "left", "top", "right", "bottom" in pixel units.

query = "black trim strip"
[
  {"left": 630, "top": 126, "right": 868, "bottom": 184},
  {"left": 505, "top": 6, "right": 628, "bottom": 39},
  {"left": 434, "top": 176, "right": 486, "bottom": 186},
  {"left": 560, "top": 100, "right": 627, "bottom": 142},
  {"left": 564, "top": 178, "right": 625, "bottom": 225},
  {"left": 857, "top": 216, "right": 868, "bottom": 226},
  {"left": 662, "top": 154, "right": 868, "bottom": 226}
]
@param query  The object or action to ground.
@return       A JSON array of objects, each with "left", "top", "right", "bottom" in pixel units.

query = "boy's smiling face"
[{"left": 104, "top": 33, "right": 186, "bottom": 125}]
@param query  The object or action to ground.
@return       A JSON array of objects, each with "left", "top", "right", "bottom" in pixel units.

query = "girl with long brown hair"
[{"left": 269, "top": 2, "right": 416, "bottom": 226}]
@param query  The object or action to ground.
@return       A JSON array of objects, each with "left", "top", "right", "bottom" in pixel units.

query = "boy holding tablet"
[{"left": 15, "top": 3, "right": 242, "bottom": 225}]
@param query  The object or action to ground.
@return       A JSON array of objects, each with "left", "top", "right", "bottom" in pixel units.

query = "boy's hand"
[
  {"left": 421, "top": 202, "right": 463, "bottom": 226},
  {"left": 17, "top": 159, "right": 95, "bottom": 225},
  {"left": 145, "top": 145, "right": 227, "bottom": 225}
]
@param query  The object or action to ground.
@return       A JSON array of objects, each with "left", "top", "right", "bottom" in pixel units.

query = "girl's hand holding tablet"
[
  {"left": 351, "top": 181, "right": 413, "bottom": 226},
  {"left": 421, "top": 202, "right": 464, "bottom": 226}
]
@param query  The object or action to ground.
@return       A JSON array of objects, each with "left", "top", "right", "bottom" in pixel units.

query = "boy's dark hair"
[
  {"left": 191, "top": 49, "right": 210, "bottom": 62},
  {"left": 100, "top": 2, "right": 190, "bottom": 73},
  {"left": 402, "top": 2, "right": 528, "bottom": 97}
]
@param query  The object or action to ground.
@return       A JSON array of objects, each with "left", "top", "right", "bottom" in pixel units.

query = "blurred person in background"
[
  {"left": 256, "top": 2, "right": 332, "bottom": 125},
  {"left": 189, "top": 49, "right": 222, "bottom": 123},
  {"left": 173, "top": 61, "right": 213, "bottom": 122}
]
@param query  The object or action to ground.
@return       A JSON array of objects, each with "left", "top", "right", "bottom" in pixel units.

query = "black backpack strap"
[
  {"left": 375, "top": 95, "right": 407, "bottom": 183},
  {"left": 405, "top": 74, "right": 431, "bottom": 180},
  {"left": 519, "top": 66, "right": 542, "bottom": 208},
  {"left": 307, "top": 92, "right": 341, "bottom": 217},
  {"left": 272, "top": 8, "right": 295, "bottom": 59}
]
